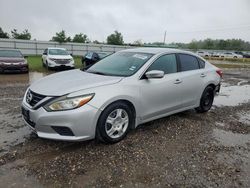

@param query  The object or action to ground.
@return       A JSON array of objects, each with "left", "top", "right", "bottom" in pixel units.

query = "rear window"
[{"left": 179, "top": 54, "right": 200, "bottom": 72}]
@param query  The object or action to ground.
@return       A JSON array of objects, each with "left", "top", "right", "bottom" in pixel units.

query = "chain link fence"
[{"left": 0, "top": 38, "right": 132, "bottom": 56}]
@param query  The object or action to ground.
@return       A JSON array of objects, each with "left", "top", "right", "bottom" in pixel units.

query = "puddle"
[
  {"left": 215, "top": 122, "right": 225, "bottom": 127},
  {"left": 0, "top": 111, "right": 32, "bottom": 153},
  {"left": 214, "top": 83, "right": 250, "bottom": 106},
  {"left": 0, "top": 160, "right": 43, "bottom": 188},
  {"left": 0, "top": 71, "right": 48, "bottom": 86},
  {"left": 213, "top": 128, "right": 250, "bottom": 147},
  {"left": 238, "top": 111, "right": 250, "bottom": 125},
  {"left": 29, "top": 72, "right": 47, "bottom": 84}
]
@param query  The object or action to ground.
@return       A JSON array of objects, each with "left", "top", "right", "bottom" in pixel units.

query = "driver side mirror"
[{"left": 145, "top": 70, "right": 164, "bottom": 79}]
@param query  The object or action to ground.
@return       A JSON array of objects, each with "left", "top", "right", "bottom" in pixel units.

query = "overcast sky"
[{"left": 0, "top": 0, "right": 250, "bottom": 43}]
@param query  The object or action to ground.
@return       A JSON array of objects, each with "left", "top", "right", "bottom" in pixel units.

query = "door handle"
[
  {"left": 200, "top": 73, "right": 206, "bottom": 77},
  {"left": 174, "top": 79, "right": 182, "bottom": 84}
]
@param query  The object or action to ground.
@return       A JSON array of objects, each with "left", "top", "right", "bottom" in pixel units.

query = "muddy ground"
[{"left": 0, "top": 68, "right": 250, "bottom": 188}]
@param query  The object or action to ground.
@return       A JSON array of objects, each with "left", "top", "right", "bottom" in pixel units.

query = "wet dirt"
[{"left": 0, "top": 69, "right": 250, "bottom": 187}]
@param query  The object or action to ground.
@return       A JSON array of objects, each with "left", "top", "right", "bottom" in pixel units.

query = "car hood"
[
  {"left": 48, "top": 55, "right": 72, "bottom": 59},
  {"left": 30, "top": 69, "right": 123, "bottom": 96},
  {"left": 0, "top": 57, "right": 25, "bottom": 63}
]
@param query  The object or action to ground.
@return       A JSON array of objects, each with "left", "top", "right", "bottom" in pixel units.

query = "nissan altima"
[{"left": 21, "top": 48, "right": 222, "bottom": 143}]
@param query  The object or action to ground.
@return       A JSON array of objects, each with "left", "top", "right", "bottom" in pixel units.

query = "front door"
[{"left": 139, "top": 54, "right": 183, "bottom": 121}]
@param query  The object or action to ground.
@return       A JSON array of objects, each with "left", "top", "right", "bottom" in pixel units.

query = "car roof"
[
  {"left": 47, "top": 47, "right": 66, "bottom": 50},
  {"left": 121, "top": 47, "right": 190, "bottom": 55}
]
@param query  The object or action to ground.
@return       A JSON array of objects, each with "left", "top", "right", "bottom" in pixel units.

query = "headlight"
[
  {"left": 44, "top": 93, "right": 94, "bottom": 111},
  {"left": 20, "top": 60, "right": 27, "bottom": 65}
]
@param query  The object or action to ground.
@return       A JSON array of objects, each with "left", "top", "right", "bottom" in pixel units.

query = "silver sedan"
[{"left": 21, "top": 48, "right": 222, "bottom": 143}]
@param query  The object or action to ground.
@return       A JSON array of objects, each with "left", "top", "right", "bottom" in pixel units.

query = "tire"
[
  {"left": 195, "top": 86, "right": 215, "bottom": 113},
  {"left": 233, "top": 56, "right": 237, "bottom": 58},
  {"left": 45, "top": 61, "right": 50, "bottom": 70},
  {"left": 42, "top": 59, "right": 45, "bottom": 67},
  {"left": 96, "top": 102, "right": 134, "bottom": 144}
]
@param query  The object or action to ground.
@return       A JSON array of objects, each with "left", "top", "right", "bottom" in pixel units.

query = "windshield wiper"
[{"left": 87, "top": 70, "right": 108, "bottom": 76}]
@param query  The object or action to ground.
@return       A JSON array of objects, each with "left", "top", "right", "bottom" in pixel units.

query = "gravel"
[{"left": 0, "top": 69, "right": 250, "bottom": 188}]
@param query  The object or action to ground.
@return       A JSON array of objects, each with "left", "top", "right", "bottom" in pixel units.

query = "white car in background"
[
  {"left": 220, "top": 52, "right": 243, "bottom": 58},
  {"left": 42, "top": 48, "right": 75, "bottom": 69},
  {"left": 196, "top": 51, "right": 210, "bottom": 57}
]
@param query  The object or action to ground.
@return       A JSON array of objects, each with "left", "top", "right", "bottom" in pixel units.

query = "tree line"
[
  {"left": 170, "top": 39, "right": 250, "bottom": 51},
  {"left": 1, "top": 27, "right": 250, "bottom": 51},
  {"left": 0, "top": 27, "right": 124, "bottom": 45}
]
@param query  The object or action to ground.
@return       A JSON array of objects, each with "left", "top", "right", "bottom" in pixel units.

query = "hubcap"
[{"left": 105, "top": 109, "right": 129, "bottom": 139}]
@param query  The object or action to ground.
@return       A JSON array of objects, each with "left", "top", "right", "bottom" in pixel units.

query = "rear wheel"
[
  {"left": 195, "top": 86, "right": 214, "bottom": 113},
  {"left": 96, "top": 102, "right": 134, "bottom": 144}
]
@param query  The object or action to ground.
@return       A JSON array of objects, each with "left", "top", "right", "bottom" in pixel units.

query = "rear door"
[{"left": 177, "top": 54, "right": 206, "bottom": 107}]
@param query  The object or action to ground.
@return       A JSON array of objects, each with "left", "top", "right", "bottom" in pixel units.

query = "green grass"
[
  {"left": 27, "top": 56, "right": 82, "bottom": 72},
  {"left": 204, "top": 57, "right": 250, "bottom": 63}
]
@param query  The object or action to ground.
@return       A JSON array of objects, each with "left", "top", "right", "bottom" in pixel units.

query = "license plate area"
[{"left": 22, "top": 106, "right": 35, "bottom": 127}]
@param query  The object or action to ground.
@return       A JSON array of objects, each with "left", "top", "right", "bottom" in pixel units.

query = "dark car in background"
[
  {"left": 0, "top": 49, "right": 28, "bottom": 73},
  {"left": 235, "top": 51, "right": 250, "bottom": 58},
  {"left": 82, "top": 52, "right": 113, "bottom": 69}
]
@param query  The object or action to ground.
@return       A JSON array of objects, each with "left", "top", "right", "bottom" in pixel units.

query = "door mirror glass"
[{"left": 145, "top": 70, "right": 164, "bottom": 79}]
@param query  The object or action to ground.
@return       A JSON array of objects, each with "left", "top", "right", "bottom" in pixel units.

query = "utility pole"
[{"left": 163, "top": 31, "right": 166, "bottom": 45}]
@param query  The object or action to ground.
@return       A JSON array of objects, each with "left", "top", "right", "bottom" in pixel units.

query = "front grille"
[
  {"left": 21, "top": 106, "right": 36, "bottom": 128},
  {"left": 51, "top": 126, "right": 75, "bottom": 136},
  {"left": 54, "top": 59, "right": 70, "bottom": 64},
  {"left": 26, "top": 90, "right": 46, "bottom": 107}
]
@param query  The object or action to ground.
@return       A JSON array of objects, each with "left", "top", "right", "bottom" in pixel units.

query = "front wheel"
[
  {"left": 42, "top": 59, "right": 45, "bottom": 67},
  {"left": 96, "top": 102, "right": 134, "bottom": 144},
  {"left": 195, "top": 86, "right": 215, "bottom": 113},
  {"left": 45, "top": 61, "right": 50, "bottom": 70}
]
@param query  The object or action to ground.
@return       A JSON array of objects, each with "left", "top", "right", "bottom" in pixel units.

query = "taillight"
[{"left": 216, "top": 69, "right": 223, "bottom": 78}]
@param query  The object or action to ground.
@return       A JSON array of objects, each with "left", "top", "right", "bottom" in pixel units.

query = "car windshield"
[
  {"left": 49, "top": 49, "right": 69, "bottom": 55},
  {"left": 87, "top": 52, "right": 153, "bottom": 77},
  {"left": 0, "top": 50, "right": 23, "bottom": 57}
]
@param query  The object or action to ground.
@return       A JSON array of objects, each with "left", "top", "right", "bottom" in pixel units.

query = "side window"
[
  {"left": 179, "top": 54, "right": 200, "bottom": 72},
  {"left": 92, "top": 53, "right": 99, "bottom": 60},
  {"left": 147, "top": 54, "right": 177, "bottom": 74},
  {"left": 43, "top": 49, "right": 47, "bottom": 55},
  {"left": 198, "top": 58, "right": 206, "bottom": 69}
]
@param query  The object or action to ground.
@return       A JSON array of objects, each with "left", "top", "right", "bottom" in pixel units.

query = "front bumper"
[
  {"left": 0, "top": 64, "right": 28, "bottom": 73},
  {"left": 21, "top": 101, "right": 101, "bottom": 141}
]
